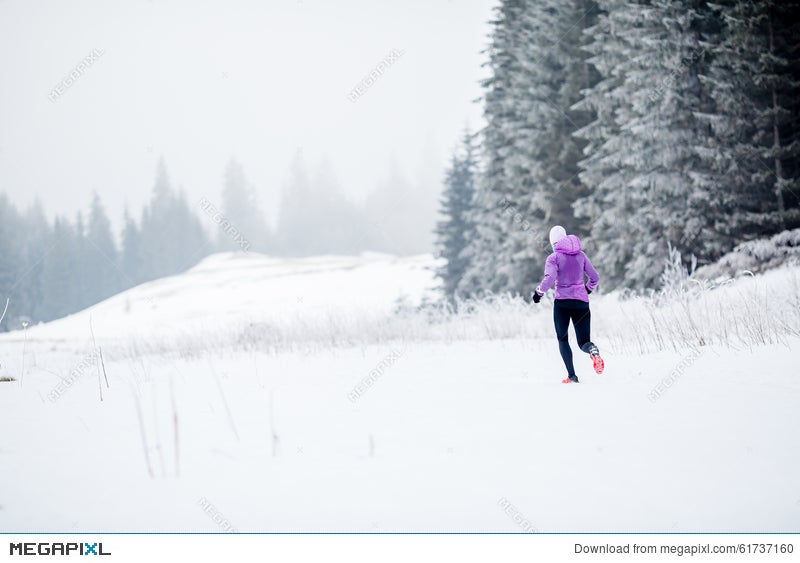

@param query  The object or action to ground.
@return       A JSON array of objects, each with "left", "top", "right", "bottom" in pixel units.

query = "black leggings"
[{"left": 553, "top": 299, "right": 592, "bottom": 377}]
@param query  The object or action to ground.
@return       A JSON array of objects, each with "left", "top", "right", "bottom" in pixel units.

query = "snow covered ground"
[{"left": 0, "top": 253, "right": 798, "bottom": 532}]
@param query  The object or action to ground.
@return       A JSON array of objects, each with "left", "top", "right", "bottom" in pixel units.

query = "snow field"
[
  {"left": 0, "top": 253, "right": 798, "bottom": 532},
  {"left": 1, "top": 336, "right": 798, "bottom": 532}
]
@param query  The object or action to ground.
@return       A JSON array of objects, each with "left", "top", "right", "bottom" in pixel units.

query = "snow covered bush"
[
  {"left": 657, "top": 243, "right": 700, "bottom": 301},
  {"left": 695, "top": 229, "right": 800, "bottom": 281}
]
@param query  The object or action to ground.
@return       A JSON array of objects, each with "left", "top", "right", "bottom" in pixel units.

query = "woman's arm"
[
  {"left": 536, "top": 254, "right": 558, "bottom": 295},
  {"left": 584, "top": 253, "right": 600, "bottom": 293}
]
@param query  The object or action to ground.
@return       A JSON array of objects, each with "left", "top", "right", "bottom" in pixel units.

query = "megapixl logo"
[{"left": 9, "top": 542, "right": 111, "bottom": 556}]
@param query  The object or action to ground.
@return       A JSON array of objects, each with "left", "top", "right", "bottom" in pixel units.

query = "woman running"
[{"left": 532, "top": 225, "right": 605, "bottom": 383}]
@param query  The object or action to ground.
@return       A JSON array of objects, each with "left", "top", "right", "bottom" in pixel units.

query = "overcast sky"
[{"left": 0, "top": 0, "right": 495, "bottom": 228}]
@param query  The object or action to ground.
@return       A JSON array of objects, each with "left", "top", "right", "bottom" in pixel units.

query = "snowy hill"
[{"left": 7, "top": 252, "right": 440, "bottom": 344}]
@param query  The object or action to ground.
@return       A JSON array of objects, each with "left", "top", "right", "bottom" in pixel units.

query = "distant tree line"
[
  {"left": 0, "top": 151, "right": 440, "bottom": 329},
  {"left": 436, "top": 0, "right": 800, "bottom": 298},
  {"left": 209, "top": 150, "right": 439, "bottom": 257},
  {"left": 0, "top": 159, "right": 210, "bottom": 329}
]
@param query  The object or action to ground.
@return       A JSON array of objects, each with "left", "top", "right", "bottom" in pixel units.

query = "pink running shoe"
[
  {"left": 592, "top": 354, "right": 605, "bottom": 374},
  {"left": 585, "top": 343, "right": 605, "bottom": 374}
]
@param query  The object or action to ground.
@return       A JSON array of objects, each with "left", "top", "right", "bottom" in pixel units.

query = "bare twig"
[
  {"left": 171, "top": 377, "right": 180, "bottom": 478},
  {"left": 269, "top": 390, "right": 279, "bottom": 457},
  {"left": 151, "top": 387, "right": 165, "bottom": 478},
  {"left": 208, "top": 359, "right": 239, "bottom": 441},
  {"left": 0, "top": 297, "right": 9, "bottom": 325},
  {"left": 98, "top": 346, "right": 109, "bottom": 388},
  {"left": 20, "top": 321, "right": 28, "bottom": 387},
  {"left": 129, "top": 377, "right": 154, "bottom": 478},
  {"left": 89, "top": 316, "right": 103, "bottom": 401}
]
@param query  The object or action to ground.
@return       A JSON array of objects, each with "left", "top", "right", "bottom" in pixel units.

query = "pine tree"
[
  {"left": 276, "top": 150, "right": 316, "bottom": 256},
  {"left": 435, "top": 130, "right": 479, "bottom": 300},
  {"left": 138, "top": 159, "right": 172, "bottom": 281},
  {"left": 138, "top": 159, "right": 211, "bottom": 282},
  {"left": 220, "top": 158, "right": 269, "bottom": 252},
  {"left": 459, "top": 0, "right": 600, "bottom": 296},
  {"left": 0, "top": 194, "right": 23, "bottom": 330},
  {"left": 411, "top": 136, "right": 446, "bottom": 253},
  {"left": 699, "top": 0, "right": 800, "bottom": 251},
  {"left": 73, "top": 211, "right": 92, "bottom": 310},
  {"left": 544, "top": 0, "right": 603, "bottom": 233},
  {"left": 85, "top": 192, "right": 120, "bottom": 303},
  {"left": 458, "top": 0, "right": 543, "bottom": 296},
  {"left": 40, "top": 216, "right": 80, "bottom": 321},
  {"left": 120, "top": 206, "right": 142, "bottom": 287},
  {"left": 575, "top": 0, "right": 719, "bottom": 288},
  {"left": 362, "top": 157, "right": 423, "bottom": 255},
  {"left": 309, "top": 159, "right": 369, "bottom": 254},
  {"left": 572, "top": 0, "right": 639, "bottom": 287},
  {"left": 169, "top": 188, "right": 212, "bottom": 269},
  {"left": 19, "top": 200, "right": 53, "bottom": 322}
]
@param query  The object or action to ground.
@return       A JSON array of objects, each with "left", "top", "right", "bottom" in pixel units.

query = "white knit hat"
[{"left": 549, "top": 225, "right": 567, "bottom": 246}]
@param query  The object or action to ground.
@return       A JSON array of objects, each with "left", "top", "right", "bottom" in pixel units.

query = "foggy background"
[{"left": 0, "top": 0, "right": 493, "bottom": 238}]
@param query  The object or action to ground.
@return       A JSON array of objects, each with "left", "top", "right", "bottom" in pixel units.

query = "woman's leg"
[
  {"left": 573, "top": 302, "right": 604, "bottom": 373},
  {"left": 553, "top": 300, "right": 576, "bottom": 377},
  {"left": 572, "top": 302, "right": 591, "bottom": 351}
]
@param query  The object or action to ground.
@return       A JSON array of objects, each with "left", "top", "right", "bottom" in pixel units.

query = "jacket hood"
[{"left": 554, "top": 234, "right": 582, "bottom": 255}]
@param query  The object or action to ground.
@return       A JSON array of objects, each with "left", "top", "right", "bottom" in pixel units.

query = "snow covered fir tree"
[
  {"left": 438, "top": 0, "right": 800, "bottom": 298},
  {"left": 435, "top": 130, "right": 479, "bottom": 301}
]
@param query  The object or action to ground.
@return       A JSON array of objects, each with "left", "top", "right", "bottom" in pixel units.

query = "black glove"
[
  {"left": 586, "top": 285, "right": 592, "bottom": 295},
  {"left": 532, "top": 291, "right": 542, "bottom": 304}
]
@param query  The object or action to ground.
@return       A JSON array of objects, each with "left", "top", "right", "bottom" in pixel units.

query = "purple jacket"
[{"left": 536, "top": 235, "right": 599, "bottom": 302}]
